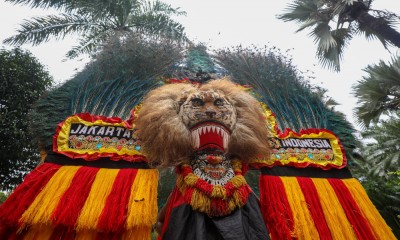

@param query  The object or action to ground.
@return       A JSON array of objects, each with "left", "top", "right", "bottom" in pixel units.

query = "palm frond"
[
  {"left": 324, "top": 97, "right": 340, "bottom": 106},
  {"left": 140, "top": 0, "right": 186, "bottom": 16},
  {"left": 5, "top": 0, "right": 188, "bottom": 59},
  {"left": 3, "top": 13, "right": 100, "bottom": 46},
  {"left": 296, "top": 18, "right": 321, "bottom": 32},
  {"left": 361, "top": 117, "right": 400, "bottom": 175},
  {"left": 70, "top": 0, "right": 136, "bottom": 23},
  {"left": 278, "top": 0, "right": 319, "bottom": 23},
  {"left": 279, "top": 0, "right": 400, "bottom": 71},
  {"left": 331, "top": 0, "right": 356, "bottom": 16},
  {"left": 5, "top": 0, "right": 72, "bottom": 9},
  {"left": 66, "top": 28, "right": 117, "bottom": 59},
  {"left": 356, "top": 16, "right": 395, "bottom": 48},
  {"left": 312, "top": 22, "right": 337, "bottom": 51},
  {"left": 315, "top": 27, "right": 352, "bottom": 71},
  {"left": 353, "top": 56, "right": 400, "bottom": 126},
  {"left": 129, "top": 14, "right": 187, "bottom": 42}
]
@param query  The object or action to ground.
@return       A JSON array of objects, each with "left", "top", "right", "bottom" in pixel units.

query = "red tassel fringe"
[
  {"left": 328, "top": 179, "right": 376, "bottom": 240},
  {"left": 97, "top": 169, "right": 138, "bottom": 232},
  {"left": 52, "top": 166, "right": 100, "bottom": 227},
  {"left": 296, "top": 177, "right": 332, "bottom": 240},
  {"left": 259, "top": 175, "right": 294, "bottom": 240},
  {"left": 0, "top": 163, "right": 61, "bottom": 228}
]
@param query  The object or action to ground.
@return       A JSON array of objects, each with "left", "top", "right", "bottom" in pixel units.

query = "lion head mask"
[{"left": 135, "top": 78, "right": 270, "bottom": 167}]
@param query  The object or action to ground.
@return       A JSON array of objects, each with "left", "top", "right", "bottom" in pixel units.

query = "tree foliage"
[
  {"left": 4, "top": 0, "right": 188, "bottom": 58},
  {"left": 358, "top": 117, "right": 400, "bottom": 176},
  {"left": 351, "top": 56, "right": 400, "bottom": 236},
  {"left": 279, "top": 0, "right": 400, "bottom": 71},
  {"left": 353, "top": 56, "right": 400, "bottom": 127},
  {"left": 0, "top": 48, "right": 53, "bottom": 191},
  {"left": 363, "top": 175, "right": 400, "bottom": 237}
]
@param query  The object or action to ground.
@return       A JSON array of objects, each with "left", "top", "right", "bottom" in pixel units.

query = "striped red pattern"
[
  {"left": 259, "top": 175, "right": 294, "bottom": 240},
  {"left": 0, "top": 163, "right": 61, "bottom": 227},
  {"left": 297, "top": 177, "right": 332, "bottom": 240},
  {"left": 327, "top": 178, "right": 376, "bottom": 239},
  {"left": 52, "top": 166, "right": 100, "bottom": 227},
  {"left": 0, "top": 163, "right": 157, "bottom": 239},
  {"left": 259, "top": 175, "right": 394, "bottom": 240},
  {"left": 97, "top": 168, "right": 138, "bottom": 232}
]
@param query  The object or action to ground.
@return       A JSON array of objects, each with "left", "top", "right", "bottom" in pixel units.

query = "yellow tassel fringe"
[
  {"left": 76, "top": 168, "right": 119, "bottom": 231},
  {"left": 122, "top": 226, "right": 153, "bottom": 240},
  {"left": 125, "top": 169, "right": 159, "bottom": 228},
  {"left": 20, "top": 166, "right": 80, "bottom": 227},
  {"left": 311, "top": 178, "right": 358, "bottom": 240},
  {"left": 281, "top": 177, "right": 320, "bottom": 240},
  {"left": 343, "top": 178, "right": 397, "bottom": 240}
]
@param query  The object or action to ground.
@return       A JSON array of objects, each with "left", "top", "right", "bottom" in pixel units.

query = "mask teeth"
[
  {"left": 192, "top": 129, "right": 200, "bottom": 148},
  {"left": 191, "top": 125, "right": 230, "bottom": 149},
  {"left": 222, "top": 130, "right": 230, "bottom": 149}
]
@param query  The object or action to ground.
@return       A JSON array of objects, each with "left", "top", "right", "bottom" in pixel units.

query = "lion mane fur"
[{"left": 135, "top": 78, "right": 270, "bottom": 166}]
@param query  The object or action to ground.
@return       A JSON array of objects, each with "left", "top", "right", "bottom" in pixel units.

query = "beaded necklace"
[{"left": 176, "top": 160, "right": 252, "bottom": 217}]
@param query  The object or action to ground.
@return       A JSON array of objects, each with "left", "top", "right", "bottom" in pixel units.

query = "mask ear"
[
  {"left": 176, "top": 96, "right": 188, "bottom": 112},
  {"left": 135, "top": 83, "right": 197, "bottom": 166}
]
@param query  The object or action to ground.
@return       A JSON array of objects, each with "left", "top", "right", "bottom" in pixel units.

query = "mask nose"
[{"left": 205, "top": 109, "right": 216, "bottom": 118}]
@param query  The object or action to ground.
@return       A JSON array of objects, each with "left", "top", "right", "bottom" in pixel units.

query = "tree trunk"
[{"left": 357, "top": 11, "right": 400, "bottom": 48}]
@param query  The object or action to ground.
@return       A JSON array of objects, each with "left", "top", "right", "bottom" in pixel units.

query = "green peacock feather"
[
  {"left": 30, "top": 41, "right": 357, "bottom": 163},
  {"left": 30, "top": 35, "right": 184, "bottom": 151},
  {"left": 214, "top": 45, "right": 357, "bottom": 162}
]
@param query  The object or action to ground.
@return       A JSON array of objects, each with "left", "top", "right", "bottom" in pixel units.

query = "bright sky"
[{"left": 1, "top": 0, "right": 399, "bottom": 130}]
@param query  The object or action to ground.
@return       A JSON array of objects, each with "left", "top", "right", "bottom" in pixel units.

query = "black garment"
[{"left": 162, "top": 194, "right": 270, "bottom": 240}]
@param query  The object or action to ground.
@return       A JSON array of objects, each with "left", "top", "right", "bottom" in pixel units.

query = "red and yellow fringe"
[
  {"left": 0, "top": 163, "right": 158, "bottom": 240},
  {"left": 259, "top": 175, "right": 396, "bottom": 240},
  {"left": 343, "top": 178, "right": 397, "bottom": 239},
  {"left": 176, "top": 160, "right": 251, "bottom": 217}
]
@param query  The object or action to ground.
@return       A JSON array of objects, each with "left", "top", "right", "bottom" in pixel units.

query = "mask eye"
[
  {"left": 191, "top": 98, "right": 204, "bottom": 107},
  {"left": 214, "top": 98, "right": 224, "bottom": 106}
]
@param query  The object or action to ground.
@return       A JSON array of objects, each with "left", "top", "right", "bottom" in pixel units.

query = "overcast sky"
[{"left": 1, "top": 0, "right": 399, "bottom": 129}]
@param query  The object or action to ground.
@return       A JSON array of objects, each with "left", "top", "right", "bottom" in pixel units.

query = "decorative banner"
[
  {"left": 53, "top": 113, "right": 145, "bottom": 162},
  {"left": 250, "top": 103, "right": 347, "bottom": 169},
  {"left": 54, "top": 95, "right": 346, "bottom": 168}
]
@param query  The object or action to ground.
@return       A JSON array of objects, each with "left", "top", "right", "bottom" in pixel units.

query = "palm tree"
[
  {"left": 3, "top": 0, "right": 188, "bottom": 58},
  {"left": 360, "top": 117, "right": 400, "bottom": 176},
  {"left": 278, "top": 0, "right": 400, "bottom": 71},
  {"left": 353, "top": 56, "right": 400, "bottom": 127}
]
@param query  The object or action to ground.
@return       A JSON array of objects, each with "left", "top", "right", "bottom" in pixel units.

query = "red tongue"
[
  {"left": 199, "top": 130, "right": 224, "bottom": 151},
  {"left": 191, "top": 123, "right": 228, "bottom": 151}
]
